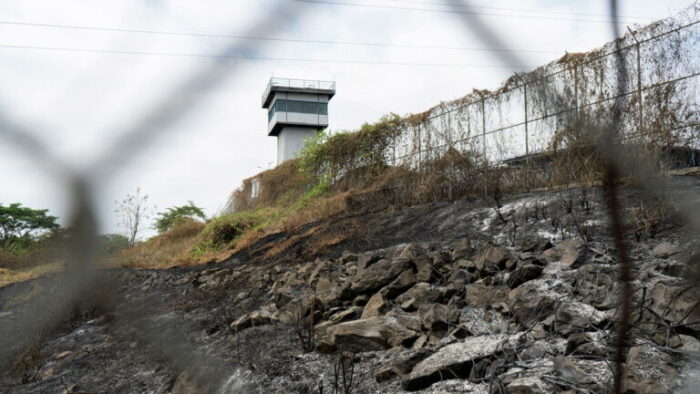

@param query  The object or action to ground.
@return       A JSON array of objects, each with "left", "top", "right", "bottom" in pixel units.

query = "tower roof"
[{"left": 262, "top": 77, "right": 336, "bottom": 108}]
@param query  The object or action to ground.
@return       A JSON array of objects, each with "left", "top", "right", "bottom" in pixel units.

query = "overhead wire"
[
  {"left": 0, "top": 20, "right": 559, "bottom": 54},
  {"left": 0, "top": 43, "right": 537, "bottom": 68},
  {"left": 292, "top": 0, "right": 645, "bottom": 24},
  {"left": 381, "top": 0, "right": 655, "bottom": 20}
]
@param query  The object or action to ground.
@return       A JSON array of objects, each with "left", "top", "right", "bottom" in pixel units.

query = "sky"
[{"left": 0, "top": 0, "right": 695, "bottom": 238}]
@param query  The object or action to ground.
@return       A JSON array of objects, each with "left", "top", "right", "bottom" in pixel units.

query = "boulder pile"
[{"left": 224, "top": 237, "right": 697, "bottom": 392}]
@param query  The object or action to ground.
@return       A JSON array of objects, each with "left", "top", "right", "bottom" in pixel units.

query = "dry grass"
[
  {"left": 109, "top": 220, "right": 205, "bottom": 269},
  {"left": 0, "top": 263, "right": 63, "bottom": 288}
]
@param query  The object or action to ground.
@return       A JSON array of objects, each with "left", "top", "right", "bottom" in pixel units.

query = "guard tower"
[{"left": 262, "top": 77, "right": 336, "bottom": 165}]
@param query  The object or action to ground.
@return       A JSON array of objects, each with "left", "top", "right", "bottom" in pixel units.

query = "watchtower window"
[{"left": 271, "top": 99, "right": 328, "bottom": 116}]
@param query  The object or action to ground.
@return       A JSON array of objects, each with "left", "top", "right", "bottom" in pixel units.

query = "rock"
[
  {"left": 307, "top": 259, "right": 330, "bottom": 285},
  {"left": 315, "top": 276, "right": 342, "bottom": 307},
  {"left": 327, "top": 306, "right": 362, "bottom": 324},
  {"left": 465, "top": 282, "right": 508, "bottom": 309},
  {"left": 656, "top": 261, "right": 690, "bottom": 277},
  {"left": 474, "top": 246, "right": 509, "bottom": 272},
  {"left": 361, "top": 293, "right": 389, "bottom": 319},
  {"left": 520, "top": 341, "right": 548, "bottom": 361},
  {"left": 553, "top": 356, "right": 595, "bottom": 385},
  {"left": 500, "top": 359, "right": 555, "bottom": 393},
  {"left": 509, "top": 280, "right": 562, "bottom": 327},
  {"left": 568, "top": 264, "right": 618, "bottom": 309},
  {"left": 59, "top": 384, "right": 77, "bottom": 394},
  {"left": 451, "top": 239, "right": 474, "bottom": 261},
  {"left": 356, "top": 253, "right": 382, "bottom": 271},
  {"left": 419, "top": 303, "right": 455, "bottom": 338},
  {"left": 505, "top": 376, "right": 551, "bottom": 394},
  {"left": 448, "top": 269, "right": 477, "bottom": 286},
  {"left": 400, "top": 298, "right": 417, "bottom": 312},
  {"left": 328, "top": 316, "right": 418, "bottom": 353},
  {"left": 374, "top": 349, "right": 433, "bottom": 383},
  {"left": 554, "top": 302, "right": 606, "bottom": 334},
  {"left": 353, "top": 294, "right": 369, "bottom": 306},
  {"left": 386, "top": 310, "right": 423, "bottom": 332},
  {"left": 624, "top": 344, "right": 678, "bottom": 393},
  {"left": 380, "top": 269, "right": 416, "bottom": 299},
  {"left": 560, "top": 243, "right": 591, "bottom": 269},
  {"left": 402, "top": 334, "right": 510, "bottom": 390},
  {"left": 350, "top": 258, "right": 413, "bottom": 295},
  {"left": 552, "top": 357, "right": 612, "bottom": 391},
  {"left": 171, "top": 367, "right": 221, "bottom": 394},
  {"left": 669, "top": 334, "right": 700, "bottom": 352},
  {"left": 506, "top": 264, "right": 543, "bottom": 289},
  {"left": 412, "top": 335, "right": 428, "bottom": 350},
  {"left": 566, "top": 331, "right": 609, "bottom": 358},
  {"left": 648, "top": 280, "right": 700, "bottom": 326},
  {"left": 651, "top": 242, "right": 681, "bottom": 258},
  {"left": 398, "top": 244, "right": 433, "bottom": 283},
  {"left": 397, "top": 283, "right": 443, "bottom": 305},
  {"left": 521, "top": 238, "right": 552, "bottom": 253},
  {"left": 230, "top": 304, "right": 278, "bottom": 331},
  {"left": 54, "top": 350, "right": 71, "bottom": 360},
  {"left": 453, "top": 258, "right": 476, "bottom": 271},
  {"left": 458, "top": 307, "right": 508, "bottom": 336}
]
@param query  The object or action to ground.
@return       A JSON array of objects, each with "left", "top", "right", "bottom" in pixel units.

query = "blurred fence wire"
[{"left": 2, "top": 0, "right": 700, "bottom": 393}]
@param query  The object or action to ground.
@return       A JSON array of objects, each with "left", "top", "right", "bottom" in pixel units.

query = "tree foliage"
[
  {"left": 154, "top": 201, "right": 206, "bottom": 234},
  {"left": 0, "top": 203, "right": 59, "bottom": 250},
  {"left": 299, "top": 114, "right": 403, "bottom": 185}
]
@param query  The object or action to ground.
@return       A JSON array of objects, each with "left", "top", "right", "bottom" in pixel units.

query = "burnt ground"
[{"left": 1, "top": 178, "right": 700, "bottom": 393}]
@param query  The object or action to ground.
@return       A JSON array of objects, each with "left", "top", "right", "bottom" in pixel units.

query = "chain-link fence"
[
  {"left": 387, "top": 8, "right": 699, "bottom": 169},
  {"left": 2, "top": 1, "right": 700, "bottom": 393}
]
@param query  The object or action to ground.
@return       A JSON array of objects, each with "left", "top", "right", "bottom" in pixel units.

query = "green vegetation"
[
  {"left": 299, "top": 114, "right": 403, "bottom": 185},
  {"left": 0, "top": 203, "right": 59, "bottom": 252},
  {"left": 154, "top": 201, "right": 206, "bottom": 234}
]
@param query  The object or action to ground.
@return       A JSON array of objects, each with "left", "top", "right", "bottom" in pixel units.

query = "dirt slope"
[{"left": 2, "top": 181, "right": 700, "bottom": 393}]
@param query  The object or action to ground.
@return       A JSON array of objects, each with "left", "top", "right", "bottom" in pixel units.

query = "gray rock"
[
  {"left": 651, "top": 241, "right": 681, "bottom": 258},
  {"left": 230, "top": 304, "right": 278, "bottom": 331},
  {"left": 458, "top": 307, "right": 508, "bottom": 336},
  {"left": 506, "top": 264, "right": 543, "bottom": 288},
  {"left": 397, "top": 282, "right": 444, "bottom": 305},
  {"left": 402, "top": 334, "right": 510, "bottom": 390},
  {"left": 554, "top": 301, "right": 606, "bottom": 334},
  {"left": 566, "top": 331, "right": 610, "bottom": 358},
  {"left": 465, "top": 282, "right": 509, "bottom": 309},
  {"left": 451, "top": 239, "right": 474, "bottom": 261},
  {"left": 474, "top": 246, "right": 509, "bottom": 272},
  {"left": 508, "top": 280, "right": 562, "bottom": 326},
  {"left": 624, "top": 344, "right": 678, "bottom": 393},
  {"left": 351, "top": 258, "right": 413, "bottom": 295},
  {"left": 328, "top": 316, "right": 418, "bottom": 353},
  {"left": 380, "top": 269, "right": 416, "bottom": 299},
  {"left": 361, "top": 292, "right": 389, "bottom": 319},
  {"left": 374, "top": 349, "right": 433, "bottom": 383},
  {"left": 648, "top": 279, "right": 700, "bottom": 326},
  {"left": 398, "top": 244, "right": 433, "bottom": 282}
]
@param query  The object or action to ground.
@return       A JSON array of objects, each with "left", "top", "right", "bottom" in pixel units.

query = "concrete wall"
[
  {"left": 277, "top": 126, "right": 318, "bottom": 164},
  {"left": 272, "top": 92, "right": 330, "bottom": 103},
  {"left": 268, "top": 112, "right": 328, "bottom": 134}
]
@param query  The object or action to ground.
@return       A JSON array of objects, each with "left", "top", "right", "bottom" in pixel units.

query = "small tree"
[
  {"left": 153, "top": 201, "right": 206, "bottom": 233},
  {"left": 115, "top": 187, "right": 153, "bottom": 245},
  {"left": 0, "top": 203, "right": 60, "bottom": 251}
]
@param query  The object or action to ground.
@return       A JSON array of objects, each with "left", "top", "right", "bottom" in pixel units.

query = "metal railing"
[{"left": 261, "top": 77, "right": 336, "bottom": 106}]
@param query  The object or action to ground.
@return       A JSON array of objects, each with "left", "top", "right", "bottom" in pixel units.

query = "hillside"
[{"left": 2, "top": 178, "right": 700, "bottom": 393}]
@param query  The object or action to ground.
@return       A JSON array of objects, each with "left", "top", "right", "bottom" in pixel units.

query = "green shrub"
[
  {"left": 154, "top": 201, "right": 206, "bottom": 234},
  {"left": 197, "top": 208, "right": 281, "bottom": 251}
]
